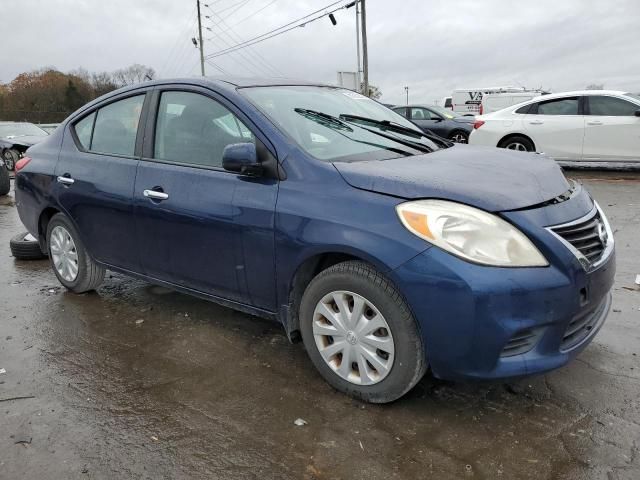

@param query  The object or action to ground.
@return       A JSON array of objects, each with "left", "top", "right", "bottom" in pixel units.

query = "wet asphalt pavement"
[{"left": 1, "top": 173, "right": 639, "bottom": 480}]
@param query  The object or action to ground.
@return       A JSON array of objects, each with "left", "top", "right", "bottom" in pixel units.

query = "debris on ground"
[
  {"left": 636, "top": 274, "right": 640, "bottom": 285},
  {"left": 151, "top": 435, "right": 159, "bottom": 441},
  {"left": 135, "top": 319, "right": 144, "bottom": 325},
  {"left": 294, "top": 418, "right": 307, "bottom": 426},
  {"left": 0, "top": 368, "right": 6, "bottom": 374},
  {"left": 14, "top": 437, "right": 32, "bottom": 447},
  {"left": 0, "top": 396, "right": 35, "bottom": 403}
]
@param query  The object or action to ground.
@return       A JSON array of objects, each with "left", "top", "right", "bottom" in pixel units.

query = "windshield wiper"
[
  {"left": 294, "top": 108, "right": 416, "bottom": 157},
  {"left": 294, "top": 108, "right": 353, "bottom": 132},
  {"left": 339, "top": 114, "right": 425, "bottom": 139}
]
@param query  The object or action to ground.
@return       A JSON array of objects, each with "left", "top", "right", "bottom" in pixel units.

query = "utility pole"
[
  {"left": 360, "top": 0, "right": 369, "bottom": 97},
  {"left": 196, "top": 0, "right": 205, "bottom": 76},
  {"left": 405, "top": 86, "right": 409, "bottom": 105},
  {"left": 355, "top": 0, "right": 362, "bottom": 93}
]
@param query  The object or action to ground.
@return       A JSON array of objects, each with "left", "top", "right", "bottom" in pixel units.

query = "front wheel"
[
  {"left": 2, "top": 149, "right": 20, "bottom": 171},
  {"left": 498, "top": 135, "right": 535, "bottom": 152},
  {"left": 46, "top": 213, "right": 105, "bottom": 293},
  {"left": 300, "top": 261, "right": 427, "bottom": 403}
]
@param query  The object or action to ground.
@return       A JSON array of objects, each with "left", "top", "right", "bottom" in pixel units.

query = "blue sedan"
[{"left": 14, "top": 78, "right": 615, "bottom": 403}]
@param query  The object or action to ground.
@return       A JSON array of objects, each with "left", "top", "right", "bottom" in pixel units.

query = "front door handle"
[
  {"left": 57, "top": 175, "right": 75, "bottom": 185},
  {"left": 587, "top": 121, "right": 603, "bottom": 126},
  {"left": 143, "top": 189, "right": 169, "bottom": 201},
  {"left": 529, "top": 120, "right": 544, "bottom": 125}
]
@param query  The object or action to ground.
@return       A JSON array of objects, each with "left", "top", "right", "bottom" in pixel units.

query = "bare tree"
[
  {"left": 586, "top": 83, "right": 604, "bottom": 90},
  {"left": 112, "top": 64, "right": 156, "bottom": 87}
]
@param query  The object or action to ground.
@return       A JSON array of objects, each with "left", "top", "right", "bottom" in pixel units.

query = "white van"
[
  {"left": 480, "top": 91, "right": 545, "bottom": 115},
  {"left": 452, "top": 86, "right": 527, "bottom": 115}
]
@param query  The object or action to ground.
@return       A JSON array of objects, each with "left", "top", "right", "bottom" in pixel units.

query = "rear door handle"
[
  {"left": 529, "top": 120, "right": 544, "bottom": 125},
  {"left": 587, "top": 121, "right": 603, "bottom": 125},
  {"left": 57, "top": 175, "right": 75, "bottom": 185},
  {"left": 143, "top": 189, "right": 169, "bottom": 201}
]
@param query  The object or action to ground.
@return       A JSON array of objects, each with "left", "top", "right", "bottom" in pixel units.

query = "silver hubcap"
[
  {"left": 506, "top": 142, "right": 528, "bottom": 151},
  {"left": 50, "top": 226, "right": 79, "bottom": 282},
  {"left": 451, "top": 133, "right": 467, "bottom": 143},
  {"left": 312, "top": 290, "right": 395, "bottom": 385}
]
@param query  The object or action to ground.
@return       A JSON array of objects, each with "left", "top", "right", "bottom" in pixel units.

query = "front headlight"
[{"left": 396, "top": 200, "right": 548, "bottom": 267}]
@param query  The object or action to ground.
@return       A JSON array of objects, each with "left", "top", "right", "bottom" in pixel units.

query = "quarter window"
[
  {"left": 533, "top": 97, "right": 579, "bottom": 115},
  {"left": 154, "top": 91, "right": 255, "bottom": 168},
  {"left": 393, "top": 107, "right": 408, "bottom": 117},
  {"left": 91, "top": 95, "right": 145, "bottom": 156},
  {"left": 74, "top": 112, "right": 95, "bottom": 150},
  {"left": 588, "top": 96, "right": 639, "bottom": 116}
]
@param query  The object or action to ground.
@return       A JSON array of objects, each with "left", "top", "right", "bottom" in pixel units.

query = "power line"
[
  {"left": 159, "top": 5, "right": 197, "bottom": 77},
  {"left": 213, "top": 0, "right": 277, "bottom": 33},
  {"left": 210, "top": 0, "right": 252, "bottom": 16},
  {"left": 204, "top": 3, "right": 283, "bottom": 76},
  {"left": 204, "top": 1, "right": 351, "bottom": 60}
]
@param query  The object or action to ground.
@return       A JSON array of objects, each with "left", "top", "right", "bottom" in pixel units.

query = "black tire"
[
  {"left": 10, "top": 232, "right": 47, "bottom": 260},
  {"left": 0, "top": 164, "right": 9, "bottom": 196},
  {"left": 300, "top": 261, "right": 427, "bottom": 403},
  {"left": 2, "top": 149, "right": 20, "bottom": 171},
  {"left": 46, "top": 213, "right": 105, "bottom": 293},
  {"left": 498, "top": 135, "right": 535, "bottom": 152},
  {"left": 449, "top": 130, "right": 469, "bottom": 144}
]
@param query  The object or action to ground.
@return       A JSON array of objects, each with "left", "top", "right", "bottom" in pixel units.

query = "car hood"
[
  {"left": 1, "top": 135, "right": 47, "bottom": 147},
  {"left": 332, "top": 145, "right": 570, "bottom": 212}
]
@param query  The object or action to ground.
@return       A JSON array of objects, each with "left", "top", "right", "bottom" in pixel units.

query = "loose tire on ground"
[
  {"left": 10, "top": 232, "right": 48, "bottom": 260},
  {"left": 46, "top": 213, "right": 105, "bottom": 293},
  {"left": 498, "top": 135, "right": 535, "bottom": 152},
  {"left": 299, "top": 260, "right": 427, "bottom": 403},
  {"left": 0, "top": 164, "right": 9, "bottom": 196}
]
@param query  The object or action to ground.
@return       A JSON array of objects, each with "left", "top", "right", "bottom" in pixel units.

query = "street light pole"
[
  {"left": 197, "top": 0, "right": 205, "bottom": 76},
  {"left": 361, "top": 0, "right": 369, "bottom": 97},
  {"left": 355, "top": 0, "right": 362, "bottom": 93},
  {"left": 405, "top": 86, "right": 409, "bottom": 105}
]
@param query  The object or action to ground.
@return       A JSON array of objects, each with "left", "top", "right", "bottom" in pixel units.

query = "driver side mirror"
[
  {"left": 635, "top": 109, "right": 640, "bottom": 117},
  {"left": 432, "top": 117, "right": 443, "bottom": 122},
  {"left": 222, "top": 143, "right": 262, "bottom": 176}
]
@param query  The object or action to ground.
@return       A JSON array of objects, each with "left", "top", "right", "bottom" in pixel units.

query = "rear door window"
[
  {"left": 410, "top": 108, "right": 431, "bottom": 120},
  {"left": 588, "top": 96, "right": 639, "bottom": 116},
  {"left": 91, "top": 95, "right": 145, "bottom": 156},
  {"left": 153, "top": 91, "right": 255, "bottom": 169},
  {"left": 531, "top": 97, "right": 579, "bottom": 115}
]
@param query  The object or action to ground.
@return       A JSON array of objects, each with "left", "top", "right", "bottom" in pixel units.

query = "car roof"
[{"left": 533, "top": 90, "right": 628, "bottom": 99}]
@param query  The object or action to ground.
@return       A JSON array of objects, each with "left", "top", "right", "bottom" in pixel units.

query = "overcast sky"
[{"left": 3, "top": 0, "right": 639, "bottom": 104}]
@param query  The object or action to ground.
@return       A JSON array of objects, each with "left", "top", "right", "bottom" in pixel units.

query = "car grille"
[
  {"left": 560, "top": 297, "right": 609, "bottom": 351},
  {"left": 500, "top": 327, "right": 543, "bottom": 357},
  {"left": 549, "top": 208, "right": 607, "bottom": 265}
]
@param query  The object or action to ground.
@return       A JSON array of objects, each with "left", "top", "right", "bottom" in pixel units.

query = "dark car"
[
  {"left": 14, "top": 78, "right": 615, "bottom": 403},
  {"left": 0, "top": 122, "right": 49, "bottom": 171},
  {"left": 393, "top": 104, "right": 474, "bottom": 143}
]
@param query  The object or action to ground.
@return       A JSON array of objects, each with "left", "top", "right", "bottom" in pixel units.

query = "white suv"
[{"left": 469, "top": 90, "right": 640, "bottom": 166}]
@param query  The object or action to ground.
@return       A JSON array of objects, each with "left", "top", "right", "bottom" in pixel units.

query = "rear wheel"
[
  {"left": 449, "top": 130, "right": 469, "bottom": 144},
  {"left": 300, "top": 261, "right": 426, "bottom": 403},
  {"left": 46, "top": 213, "right": 105, "bottom": 293},
  {"left": 498, "top": 135, "right": 535, "bottom": 152}
]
